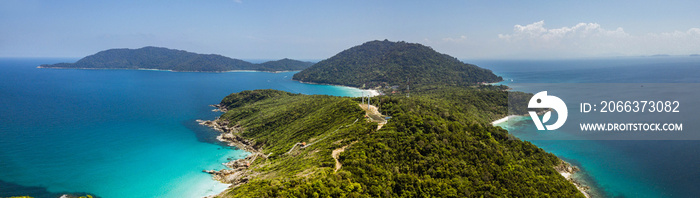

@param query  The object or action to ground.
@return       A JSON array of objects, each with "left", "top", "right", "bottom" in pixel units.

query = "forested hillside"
[
  {"left": 257, "top": 58, "right": 314, "bottom": 72},
  {"left": 40, "top": 47, "right": 313, "bottom": 72},
  {"left": 213, "top": 89, "right": 583, "bottom": 197},
  {"left": 292, "top": 40, "right": 502, "bottom": 88}
]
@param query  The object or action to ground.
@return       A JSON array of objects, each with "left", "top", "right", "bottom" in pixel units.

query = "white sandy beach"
[
  {"left": 363, "top": 89, "right": 380, "bottom": 97},
  {"left": 296, "top": 80, "right": 381, "bottom": 97},
  {"left": 491, "top": 115, "right": 518, "bottom": 125}
]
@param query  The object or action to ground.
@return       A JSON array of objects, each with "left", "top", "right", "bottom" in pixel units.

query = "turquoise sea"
[
  {"left": 470, "top": 56, "right": 700, "bottom": 198},
  {"left": 2, "top": 57, "right": 699, "bottom": 197},
  {"left": 0, "top": 58, "right": 370, "bottom": 198}
]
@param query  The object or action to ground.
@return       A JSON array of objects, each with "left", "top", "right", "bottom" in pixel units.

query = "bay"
[{"left": 0, "top": 58, "right": 370, "bottom": 198}]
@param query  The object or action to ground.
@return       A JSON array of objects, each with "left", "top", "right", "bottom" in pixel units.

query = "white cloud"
[
  {"left": 442, "top": 35, "right": 468, "bottom": 43},
  {"left": 496, "top": 21, "right": 700, "bottom": 58},
  {"left": 499, "top": 21, "right": 628, "bottom": 41}
]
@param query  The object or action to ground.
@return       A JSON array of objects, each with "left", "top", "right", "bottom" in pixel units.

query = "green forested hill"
[
  {"left": 292, "top": 40, "right": 502, "bottom": 88},
  {"left": 39, "top": 47, "right": 313, "bottom": 72},
  {"left": 215, "top": 88, "right": 583, "bottom": 197},
  {"left": 258, "top": 58, "right": 315, "bottom": 72}
]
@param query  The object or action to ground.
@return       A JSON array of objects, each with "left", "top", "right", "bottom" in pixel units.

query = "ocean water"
[
  {"left": 471, "top": 57, "right": 700, "bottom": 198},
  {"left": 3, "top": 57, "right": 699, "bottom": 198},
  {"left": 0, "top": 58, "right": 370, "bottom": 198}
]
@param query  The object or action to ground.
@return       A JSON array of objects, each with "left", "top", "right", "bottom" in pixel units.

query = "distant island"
[
  {"left": 39, "top": 47, "right": 314, "bottom": 72},
  {"left": 293, "top": 40, "right": 502, "bottom": 89}
]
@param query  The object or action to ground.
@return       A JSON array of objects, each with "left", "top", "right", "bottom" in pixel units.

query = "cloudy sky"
[{"left": 1, "top": 0, "right": 699, "bottom": 59}]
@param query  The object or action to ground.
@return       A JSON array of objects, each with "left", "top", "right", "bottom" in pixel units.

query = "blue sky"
[{"left": 1, "top": 0, "right": 699, "bottom": 59}]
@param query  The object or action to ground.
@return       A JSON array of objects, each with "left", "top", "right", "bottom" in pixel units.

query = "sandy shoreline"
[
  {"left": 491, "top": 115, "right": 519, "bottom": 125},
  {"left": 295, "top": 80, "right": 381, "bottom": 97},
  {"left": 360, "top": 89, "right": 381, "bottom": 97}
]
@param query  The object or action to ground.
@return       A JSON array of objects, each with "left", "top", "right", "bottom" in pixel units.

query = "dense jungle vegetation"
[
  {"left": 40, "top": 47, "right": 313, "bottom": 72},
  {"left": 216, "top": 89, "right": 583, "bottom": 197},
  {"left": 293, "top": 40, "right": 502, "bottom": 88}
]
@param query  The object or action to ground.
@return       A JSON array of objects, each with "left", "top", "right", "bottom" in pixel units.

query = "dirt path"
[
  {"left": 332, "top": 145, "right": 349, "bottom": 172},
  {"left": 359, "top": 104, "right": 387, "bottom": 130}
]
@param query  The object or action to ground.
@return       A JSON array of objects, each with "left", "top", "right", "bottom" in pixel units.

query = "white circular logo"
[{"left": 528, "top": 91, "right": 568, "bottom": 130}]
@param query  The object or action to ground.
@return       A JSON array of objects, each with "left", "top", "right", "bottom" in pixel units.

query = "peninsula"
[
  {"left": 39, "top": 47, "right": 314, "bottom": 72},
  {"left": 202, "top": 40, "right": 586, "bottom": 197}
]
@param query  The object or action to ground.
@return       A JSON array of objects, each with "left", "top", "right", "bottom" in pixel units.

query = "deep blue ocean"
[
  {"left": 470, "top": 56, "right": 700, "bottom": 198},
  {"left": 2, "top": 57, "right": 699, "bottom": 198},
  {"left": 0, "top": 58, "right": 370, "bottom": 198}
]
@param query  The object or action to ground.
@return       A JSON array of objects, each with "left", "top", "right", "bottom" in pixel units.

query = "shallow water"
[{"left": 0, "top": 58, "right": 369, "bottom": 198}]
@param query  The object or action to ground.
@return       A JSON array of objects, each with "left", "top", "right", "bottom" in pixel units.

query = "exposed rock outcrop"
[
  {"left": 202, "top": 154, "right": 259, "bottom": 186},
  {"left": 554, "top": 161, "right": 591, "bottom": 198},
  {"left": 198, "top": 105, "right": 266, "bottom": 191}
]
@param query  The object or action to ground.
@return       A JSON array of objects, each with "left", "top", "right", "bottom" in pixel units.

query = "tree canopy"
[
  {"left": 293, "top": 40, "right": 502, "bottom": 88},
  {"left": 40, "top": 47, "right": 313, "bottom": 72},
  {"left": 216, "top": 88, "right": 583, "bottom": 198}
]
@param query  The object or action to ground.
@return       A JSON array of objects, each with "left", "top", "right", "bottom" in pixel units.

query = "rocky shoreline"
[
  {"left": 554, "top": 160, "right": 591, "bottom": 198},
  {"left": 203, "top": 104, "right": 591, "bottom": 197},
  {"left": 491, "top": 117, "right": 591, "bottom": 198},
  {"left": 197, "top": 104, "right": 264, "bottom": 196}
]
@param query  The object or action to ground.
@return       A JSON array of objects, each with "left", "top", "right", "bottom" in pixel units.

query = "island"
[
  {"left": 293, "top": 40, "right": 502, "bottom": 88},
  {"left": 200, "top": 40, "right": 587, "bottom": 197},
  {"left": 38, "top": 47, "right": 314, "bottom": 72}
]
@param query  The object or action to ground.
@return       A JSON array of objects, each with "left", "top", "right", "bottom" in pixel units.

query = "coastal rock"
[
  {"left": 197, "top": 118, "right": 240, "bottom": 134},
  {"left": 203, "top": 155, "right": 261, "bottom": 185},
  {"left": 204, "top": 168, "right": 250, "bottom": 184},
  {"left": 197, "top": 117, "right": 257, "bottom": 153},
  {"left": 198, "top": 114, "right": 265, "bottom": 190},
  {"left": 554, "top": 160, "right": 590, "bottom": 198},
  {"left": 554, "top": 161, "right": 580, "bottom": 176},
  {"left": 209, "top": 104, "right": 228, "bottom": 112}
]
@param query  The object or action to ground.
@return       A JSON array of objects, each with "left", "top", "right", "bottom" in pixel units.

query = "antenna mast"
[{"left": 362, "top": 93, "right": 365, "bottom": 105}]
